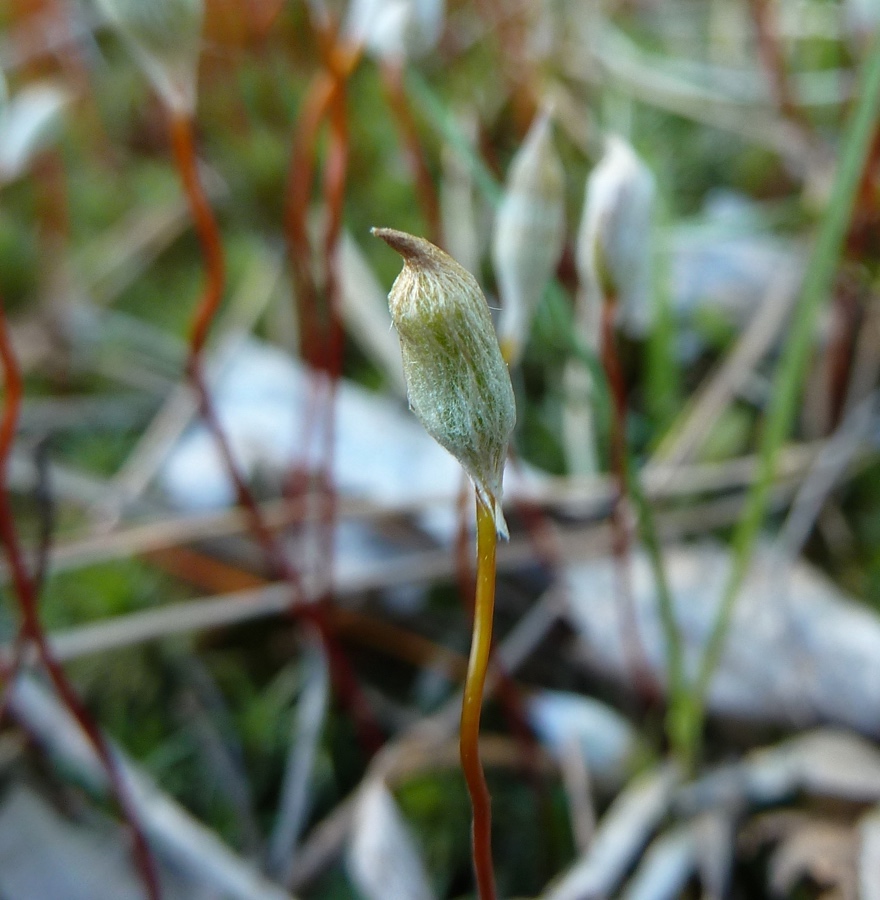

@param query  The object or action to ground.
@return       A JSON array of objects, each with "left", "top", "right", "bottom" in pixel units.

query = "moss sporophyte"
[
  {"left": 373, "top": 227, "right": 515, "bottom": 535},
  {"left": 374, "top": 227, "right": 514, "bottom": 900}
]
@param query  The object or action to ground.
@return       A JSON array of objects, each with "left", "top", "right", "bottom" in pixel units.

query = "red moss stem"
[
  {"left": 168, "top": 113, "right": 225, "bottom": 359},
  {"left": 0, "top": 297, "right": 161, "bottom": 900},
  {"left": 170, "top": 98, "right": 382, "bottom": 759},
  {"left": 747, "top": 0, "right": 812, "bottom": 132},
  {"left": 600, "top": 301, "right": 657, "bottom": 701},
  {"left": 380, "top": 62, "right": 442, "bottom": 245},
  {"left": 460, "top": 495, "right": 498, "bottom": 900}
]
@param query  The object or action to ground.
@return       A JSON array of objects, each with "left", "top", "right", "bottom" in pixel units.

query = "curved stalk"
[
  {"left": 460, "top": 494, "right": 498, "bottom": 900},
  {"left": 600, "top": 298, "right": 655, "bottom": 700},
  {"left": 168, "top": 112, "right": 225, "bottom": 358},
  {"left": 0, "top": 297, "right": 160, "bottom": 900},
  {"left": 380, "top": 62, "right": 442, "bottom": 245},
  {"left": 168, "top": 103, "right": 383, "bottom": 757}
]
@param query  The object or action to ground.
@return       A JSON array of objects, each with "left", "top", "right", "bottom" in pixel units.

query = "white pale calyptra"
[
  {"left": 344, "top": 0, "right": 445, "bottom": 62},
  {"left": 373, "top": 228, "right": 515, "bottom": 536},
  {"left": 492, "top": 108, "right": 566, "bottom": 365},
  {"left": 94, "top": 0, "right": 204, "bottom": 114},
  {"left": 577, "top": 134, "right": 655, "bottom": 337}
]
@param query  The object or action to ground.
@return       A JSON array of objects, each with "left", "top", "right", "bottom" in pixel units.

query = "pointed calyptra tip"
[
  {"left": 371, "top": 226, "right": 411, "bottom": 252},
  {"left": 372, "top": 227, "right": 445, "bottom": 270},
  {"left": 374, "top": 227, "right": 516, "bottom": 538}
]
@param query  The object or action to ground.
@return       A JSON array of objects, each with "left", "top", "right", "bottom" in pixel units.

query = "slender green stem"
[
  {"left": 601, "top": 299, "right": 654, "bottom": 695},
  {"left": 685, "top": 32, "right": 880, "bottom": 761},
  {"left": 460, "top": 494, "right": 498, "bottom": 900},
  {"left": 621, "top": 451, "right": 687, "bottom": 754}
]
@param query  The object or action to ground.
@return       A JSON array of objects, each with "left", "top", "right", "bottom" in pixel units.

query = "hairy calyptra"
[
  {"left": 492, "top": 108, "right": 566, "bottom": 365},
  {"left": 576, "top": 134, "right": 656, "bottom": 337},
  {"left": 372, "top": 227, "right": 515, "bottom": 536}
]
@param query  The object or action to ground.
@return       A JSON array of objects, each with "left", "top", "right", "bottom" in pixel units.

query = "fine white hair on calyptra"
[
  {"left": 373, "top": 228, "right": 516, "bottom": 537},
  {"left": 94, "top": 0, "right": 204, "bottom": 114},
  {"left": 492, "top": 106, "right": 566, "bottom": 365},
  {"left": 576, "top": 134, "right": 656, "bottom": 338}
]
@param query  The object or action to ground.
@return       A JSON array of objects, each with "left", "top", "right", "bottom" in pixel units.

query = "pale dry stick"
[
  {"left": 776, "top": 390, "right": 878, "bottom": 560},
  {"left": 22, "top": 479, "right": 812, "bottom": 684},
  {"left": 648, "top": 261, "right": 804, "bottom": 473},
  {"left": 0, "top": 298, "right": 160, "bottom": 895},
  {"left": 541, "top": 764, "right": 681, "bottom": 900},
  {"left": 268, "top": 637, "right": 330, "bottom": 881},
  {"left": 8, "top": 451, "right": 134, "bottom": 508},
  {"left": 288, "top": 585, "right": 567, "bottom": 892},
  {"left": 7, "top": 675, "right": 296, "bottom": 900},
  {"left": 542, "top": 81, "right": 600, "bottom": 159},
  {"left": 17, "top": 481, "right": 810, "bottom": 683},
  {"left": 336, "top": 230, "right": 405, "bottom": 396},
  {"left": 564, "top": 20, "right": 815, "bottom": 170},
  {"left": 2, "top": 442, "right": 824, "bottom": 585},
  {"left": 842, "top": 287, "right": 880, "bottom": 417},
  {"left": 176, "top": 660, "right": 262, "bottom": 855},
  {"left": 559, "top": 736, "right": 597, "bottom": 853},
  {"left": 544, "top": 442, "right": 821, "bottom": 512},
  {"left": 94, "top": 249, "right": 284, "bottom": 526},
  {"left": 89, "top": 354, "right": 177, "bottom": 398},
  {"left": 79, "top": 199, "right": 196, "bottom": 306}
]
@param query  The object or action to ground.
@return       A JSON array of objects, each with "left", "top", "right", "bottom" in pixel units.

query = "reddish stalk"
[
  {"left": 747, "top": 0, "right": 812, "bottom": 133},
  {"left": 168, "top": 113, "right": 225, "bottom": 358},
  {"left": 454, "top": 475, "right": 476, "bottom": 601},
  {"left": 168, "top": 107, "right": 383, "bottom": 756},
  {"left": 451, "top": 469, "right": 557, "bottom": 883},
  {"left": 380, "top": 62, "right": 443, "bottom": 245},
  {"left": 0, "top": 297, "right": 160, "bottom": 899},
  {"left": 309, "top": 63, "right": 350, "bottom": 607},
  {"left": 280, "top": 39, "right": 353, "bottom": 579},
  {"left": 275, "top": 21, "right": 389, "bottom": 756},
  {"left": 284, "top": 72, "right": 336, "bottom": 366},
  {"left": 283, "top": 32, "right": 361, "bottom": 368},
  {"left": 460, "top": 495, "right": 498, "bottom": 900},
  {"left": 600, "top": 300, "right": 656, "bottom": 701}
]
